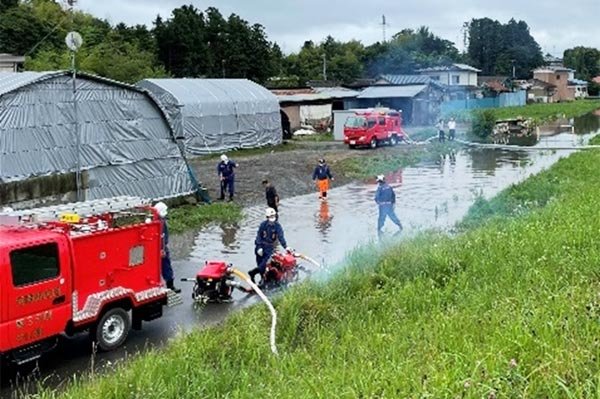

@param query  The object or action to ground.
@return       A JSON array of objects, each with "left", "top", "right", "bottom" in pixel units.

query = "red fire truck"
[
  {"left": 0, "top": 197, "right": 178, "bottom": 365},
  {"left": 343, "top": 109, "right": 406, "bottom": 149}
]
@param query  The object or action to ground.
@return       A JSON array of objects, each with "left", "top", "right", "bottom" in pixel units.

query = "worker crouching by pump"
[{"left": 248, "top": 207, "right": 292, "bottom": 284}]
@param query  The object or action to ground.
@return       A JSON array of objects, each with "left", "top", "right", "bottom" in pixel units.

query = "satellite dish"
[{"left": 65, "top": 31, "right": 83, "bottom": 52}]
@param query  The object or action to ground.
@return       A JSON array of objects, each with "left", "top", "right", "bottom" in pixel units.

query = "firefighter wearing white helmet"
[
  {"left": 217, "top": 153, "right": 238, "bottom": 201},
  {"left": 374, "top": 174, "right": 403, "bottom": 237},
  {"left": 248, "top": 207, "right": 291, "bottom": 284},
  {"left": 153, "top": 202, "right": 180, "bottom": 293}
]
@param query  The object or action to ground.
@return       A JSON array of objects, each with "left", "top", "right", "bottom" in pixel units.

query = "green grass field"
[
  {"left": 35, "top": 148, "right": 600, "bottom": 398},
  {"left": 167, "top": 202, "right": 242, "bottom": 234}
]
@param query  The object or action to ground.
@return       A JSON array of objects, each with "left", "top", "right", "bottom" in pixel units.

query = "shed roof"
[
  {"left": 272, "top": 86, "right": 359, "bottom": 103},
  {"left": 357, "top": 85, "right": 427, "bottom": 99},
  {"left": 140, "top": 78, "right": 278, "bottom": 106}
]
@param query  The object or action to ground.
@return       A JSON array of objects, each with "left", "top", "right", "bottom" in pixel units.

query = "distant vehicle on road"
[{"left": 343, "top": 109, "right": 406, "bottom": 149}]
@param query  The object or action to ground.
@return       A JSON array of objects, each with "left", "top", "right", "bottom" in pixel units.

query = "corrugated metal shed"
[
  {"left": 138, "top": 78, "right": 282, "bottom": 155},
  {"left": 0, "top": 71, "right": 197, "bottom": 202},
  {"left": 357, "top": 85, "right": 427, "bottom": 99}
]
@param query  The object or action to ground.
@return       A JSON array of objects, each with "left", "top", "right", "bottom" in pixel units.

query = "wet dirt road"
[{"left": 2, "top": 130, "right": 597, "bottom": 398}]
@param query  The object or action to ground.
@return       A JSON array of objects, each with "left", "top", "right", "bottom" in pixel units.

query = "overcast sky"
[{"left": 76, "top": 0, "right": 600, "bottom": 55}]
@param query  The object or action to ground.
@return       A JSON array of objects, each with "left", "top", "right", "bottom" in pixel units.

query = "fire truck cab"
[
  {"left": 0, "top": 197, "right": 176, "bottom": 365},
  {"left": 343, "top": 109, "right": 406, "bottom": 149}
]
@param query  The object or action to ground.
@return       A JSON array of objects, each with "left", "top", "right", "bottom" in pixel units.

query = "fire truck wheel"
[
  {"left": 390, "top": 135, "right": 398, "bottom": 146},
  {"left": 93, "top": 308, "right": 131, "bottom": 351},
  {"left": 370, "top": 138, "right": 378, "bottom": 149}
]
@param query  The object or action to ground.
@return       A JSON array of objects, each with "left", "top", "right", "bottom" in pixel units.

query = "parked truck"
[
  {"left": 343, "top": 109, "right": 406, "bottom": 149},
  {"left": 0, "top": 197, "right": 177, "bottom": 365}
]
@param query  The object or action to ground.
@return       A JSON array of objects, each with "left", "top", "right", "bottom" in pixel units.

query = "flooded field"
[{"left": 3, "top": 123, "right": 599, "bottom": 397}]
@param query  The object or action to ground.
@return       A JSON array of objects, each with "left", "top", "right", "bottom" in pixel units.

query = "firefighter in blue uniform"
[
  {"left": 217, "top": 154, "right": 238, "bottom": 201},
  {"left": 374, "top": 175, "right": 403, "bottom": 236},
  {"left": 153, "top": 202, "right": 181, "bottom": 293},
  {"left": 248, "top": 208, "right": 292, "bottom": 283}
]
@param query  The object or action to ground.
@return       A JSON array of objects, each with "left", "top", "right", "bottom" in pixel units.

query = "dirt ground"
[{"left": 188, "top": 141, "right": 414, "bottom": 208}]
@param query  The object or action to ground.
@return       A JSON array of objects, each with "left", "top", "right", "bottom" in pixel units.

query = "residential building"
[
  {"left": 533, "top": 66, "right": 577, "bottom": 101},
  {"left": 417, "top": 63, "right": 481, "bottom": 87},
  {"left": 354, "top": 75, "right": 446, "bottom": 125}
]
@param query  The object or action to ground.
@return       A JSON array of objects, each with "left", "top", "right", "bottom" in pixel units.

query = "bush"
[{"left": 471, "top": 109, "right": 496, "bottom": 138}]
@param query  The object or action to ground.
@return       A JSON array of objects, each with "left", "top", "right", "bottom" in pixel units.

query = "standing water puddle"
[{"left": 186, "top": 131, "right": 590, "bottom": 273}]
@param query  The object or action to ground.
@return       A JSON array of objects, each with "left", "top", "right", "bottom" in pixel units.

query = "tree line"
[{"left": 0, "top": 0, "right": 598, "bottom": 90}]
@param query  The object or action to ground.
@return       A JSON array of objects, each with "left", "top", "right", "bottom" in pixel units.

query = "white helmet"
[
  {"left": 376, "top": 175, "right": 385, "bottom": 182},
  {"left": 265, "top": 207, "right": 277, "bottom": 218},
  {"left": 220, "top": 154, "right": 228, "bottom": 162},
  {"left": 154, "top": 201, "right": 168, "bottom": 218}
]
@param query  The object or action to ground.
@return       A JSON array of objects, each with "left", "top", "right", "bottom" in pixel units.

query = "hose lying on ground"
[
  {"left": 295, "top": 253, "right": 322, "bottom": 269},
  {"left": 232, "top": 268, "right": 279, "bottom": 355}
]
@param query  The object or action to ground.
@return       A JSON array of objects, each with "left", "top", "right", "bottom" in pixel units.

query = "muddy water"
[{"left": 3, "top": 127, "right": 598, "bottom": 397}]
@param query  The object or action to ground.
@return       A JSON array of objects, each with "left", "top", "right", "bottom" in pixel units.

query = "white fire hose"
[{"left": 232, "top": 269, "right": 279, "bottom": 355}]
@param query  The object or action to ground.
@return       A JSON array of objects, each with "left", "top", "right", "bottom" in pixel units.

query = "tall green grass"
[
  {"left": 168, "top": 203, "right": 242, "bottom": 234},
  {"left": 36, "top": 149, "right": 600, "bottom": 398}
]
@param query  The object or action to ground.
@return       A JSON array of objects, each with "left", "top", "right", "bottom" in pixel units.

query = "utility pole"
[
  {"left": 222, "top": 59, "right": 226, "bottom": 78},
  {"left": 511, "top": 59, "right": 516, "bottom": 79},
  {"left": 322, "top": 53, "right": 327, "bottom": 81},
  {"left": 65, "top": 0, "right": 84, "bottom": 201},
  {"left": 381, "top": 15, "right": 387, "bottom": 43}
]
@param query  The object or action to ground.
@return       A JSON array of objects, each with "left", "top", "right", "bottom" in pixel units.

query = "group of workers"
[
  {"left": 436, "top": 117, "right": 457, "bottom": 142},
  {"left": 157, "top": 154, "right": 404, "bottom": 290}
]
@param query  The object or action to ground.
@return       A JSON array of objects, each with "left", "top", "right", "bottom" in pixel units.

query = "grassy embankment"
[
  {"left": 38, "top": 146, "right": 600, "bottom": 398},
  {"left": 446, "top": 99, "right": 600, "bottom": 124}
]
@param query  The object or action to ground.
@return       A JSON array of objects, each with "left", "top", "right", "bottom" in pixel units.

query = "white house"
[{"left": 418, "top": 63, "right": 481, "bottom": 87}]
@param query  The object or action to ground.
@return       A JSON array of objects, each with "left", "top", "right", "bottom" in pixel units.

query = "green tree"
[
  {"left": 0, "top": 0, "right": 18, "bottom": 13},
  {"left": 563, "top": 47, "right": 600, "bottom": 81},
  {"left": 154, "top": 5, "right": 209, "bottom": 77},
  {"left": 363, "top": 27, "right": 459, "bottom": 77},
  {"left": 0, "top": 4, "right": 46, "bottom": 55},
  {"left": 466, "top": 18, "right": 543, "bottom": 77}
]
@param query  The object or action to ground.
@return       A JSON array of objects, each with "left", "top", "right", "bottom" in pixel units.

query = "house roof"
[
  {"left": 357, "top": 85, "right": 427, "bottom": 99},
  {"left": 534, "top": 66, "right": 575, "bottom": 73},
  {"left": 568, "top": 79, "right": 588, "bottom": 86},
  {"left": 377, "top": 74, "right": 433, "bottom": 85},
  {"left": 478, "top": 76, "right": 509, "bottom": 85},
  {"left": 271, "top": 86, "right": 359, "bottom": 103},
  {"left": 344, "top": 78, "right": 377, "bottom": 89},
  {"left": 418, "top": 63, "right": 481, "bottom": 73},
  {"left": 484, "top": 80, "right": 510, "bottom": 93},
  {"left": 527, "top": 78, "right": 557, "bottom": 90}
]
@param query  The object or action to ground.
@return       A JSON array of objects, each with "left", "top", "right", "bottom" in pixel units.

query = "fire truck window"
[
  {"left": 367, "top": 119, "right": 376, "bottom": 128},
  {"left": 378, "top": 117, "right": 386, "bottom": 126},
  {"left": 10, "top": 243, "right": 59, "bottom": 287}
]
